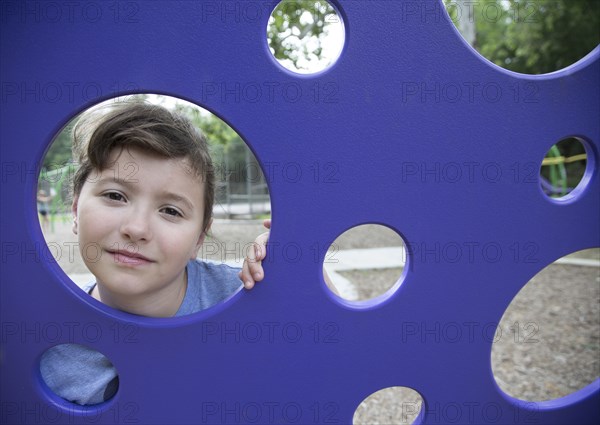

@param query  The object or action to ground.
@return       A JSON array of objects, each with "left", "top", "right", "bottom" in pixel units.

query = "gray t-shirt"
[{"left": 40, "top": 260, "right": 242, "bottom": 405}]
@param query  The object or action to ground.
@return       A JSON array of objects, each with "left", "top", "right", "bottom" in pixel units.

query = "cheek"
[
  {"left": 157, "top": 225, "right": 201, "bottom": 256},
  {"left": 78, "top": 205, "right": 116, "bottom": 239}
]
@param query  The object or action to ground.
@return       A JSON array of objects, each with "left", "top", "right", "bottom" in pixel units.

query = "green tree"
[
  {"left": 42, "top": 121, "right": 76, "bottom": 170},
  {"left": 174, "top": 103, "right": 265, "bottom": 197},
  {"left": 267, "top": 0, "right": 339, "bottom": 71},
  {"left": 446, "top": 0, "right": 600, "bottom": 74}
]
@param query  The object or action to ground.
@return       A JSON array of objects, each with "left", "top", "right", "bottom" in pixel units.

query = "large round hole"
[
  {"left": 267, "top": 0, "right": 345, "bottom": 74},
  {"left": 323, "top": 224, "right": 407, "bottom": 302},
  {"left": 353, "top": 386, "right": 424, "bottom": 425},
  {"left": 539, "top": 137, "right": 589, "bottom": 200},
  {"left": 38, "top": 94, "right": 271, "bottom": 315},
  {"left": 491, "top": 248, "right": 600, "bottom": 401},
  {"left": 443, "top": 0, "right": 600, "bottom": 74},
  {"left": 40, "top": 344, "right": 119, "bottom": 406}
]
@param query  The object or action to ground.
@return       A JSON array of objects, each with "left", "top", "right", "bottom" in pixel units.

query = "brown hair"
[{"left": 72, "top": 101, "right": 214, "bottom": 233}]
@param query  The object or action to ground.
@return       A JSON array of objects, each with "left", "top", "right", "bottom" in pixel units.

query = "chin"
[{"left": 98, "top": 277, "right": 152, "bottom": 297}]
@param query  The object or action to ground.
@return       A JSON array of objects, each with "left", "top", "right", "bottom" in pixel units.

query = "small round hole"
[
  {"left": 267, "top": 0, "right": 345, "bottom": 74},
  {"left": 491, "top": 248, "right": 600, "bottom": 401},
  {"left": 539, "top": 137, "right": 589, "bottom": 199},
  {"left": 353, "top": 386, "right": 424, "bottom": 425},
  {"left": 443, "top": 0, "right": 600, "bottom": 74},
  {"left": 40, "top": 344, "right": 119, "bottom": 405},
  {"left": 323, "top": 224, "right": 407, "bottom": 303}
]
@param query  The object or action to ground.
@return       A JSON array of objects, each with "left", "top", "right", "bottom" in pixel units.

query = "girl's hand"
[{"left": 239, "top": 219, "right": 271, "bottom": 289}]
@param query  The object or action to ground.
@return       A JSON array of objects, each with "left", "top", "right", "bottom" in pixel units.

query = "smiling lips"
[{"left": 107, "top": 249, "right": 154, "bottom": 266}]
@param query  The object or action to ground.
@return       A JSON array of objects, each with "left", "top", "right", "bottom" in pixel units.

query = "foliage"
[
  {"left": 267, "top": 0, "right": 338, "bottom": 71},
  {"left": 173, "top": 103, "right": 256, "bottom": 187},
  {"left": 446, "top": 0, "right": 600, "bottom": 74},
  {"left": 42, "top": 121, "right": 76, "bottom": 170}
]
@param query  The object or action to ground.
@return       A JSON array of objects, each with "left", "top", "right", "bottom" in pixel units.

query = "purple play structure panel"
[{"left": 1, "top": 1, "right": 598, "bottom": 424}]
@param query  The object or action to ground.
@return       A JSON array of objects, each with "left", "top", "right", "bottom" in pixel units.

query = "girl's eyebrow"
[
  {"left": 158, "top": 192, "right": 194, "bottom": 212},
  {"left": 97, "top": 176, "right": 139, "bottom": 188}
]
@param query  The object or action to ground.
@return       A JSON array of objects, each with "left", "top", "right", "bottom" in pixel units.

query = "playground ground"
[{"left": 41, "top": 219, "right": 599, "bottom": 424}]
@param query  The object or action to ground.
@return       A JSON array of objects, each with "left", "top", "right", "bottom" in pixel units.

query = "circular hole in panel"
[
  {"left": 491, "top": 248, "right": 600, "bottom": 401},
  {"left": 443, "top": 0, "right": 600, "bottom": 74},
  {"left": 267, "top": 0, "right": 345, "bottom": 74},
  {"left": 353, "top": 386, "right": 424, "bottom": 425},
  {"left": 539, "top": 137, "right": 590, "bottom": 200},
  {"left": 38, "top": 94, "right": 271, "bottom": 316},
  {"left": 39, "top": 344, "right": 119, "bottom": 406},
  {"left": 324, "top": 224, "right": 407, "bottom": 302}
]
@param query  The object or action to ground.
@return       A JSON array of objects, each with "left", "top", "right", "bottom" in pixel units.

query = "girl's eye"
[
  {"left": 162, "top": 207, "right": 182, "bottom": 217},
  {"left": 105, "top": 192, "right": 124, "bottom": 201}
]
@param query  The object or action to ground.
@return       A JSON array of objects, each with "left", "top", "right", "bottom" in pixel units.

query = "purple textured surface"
[{"left": 1, "top": 1, "right": 598, "bottom": 424}]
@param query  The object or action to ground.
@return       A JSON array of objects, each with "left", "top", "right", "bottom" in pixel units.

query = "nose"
[{"left": 119, "top": 209, "right": 152, "bottom": 242}]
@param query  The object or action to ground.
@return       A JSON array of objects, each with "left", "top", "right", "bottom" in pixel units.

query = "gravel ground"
[
  {"left": 344, "top": 265, "right": 600, "bottom": 424},
  {"left": 42, "top": 219, "right": 599, "bottom": 424}
]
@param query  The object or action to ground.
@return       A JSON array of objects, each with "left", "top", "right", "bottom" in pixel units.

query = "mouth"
[{"left": 106, "top": 249, "right": 155, "bottom": 266}]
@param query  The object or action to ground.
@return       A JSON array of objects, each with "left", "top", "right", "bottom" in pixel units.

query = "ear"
[
  {"left": 192, "top": 218, "right": 212, "bottom": 258},
  {"left": 71, "top": 195, "right": 79, "bottom": 235}
]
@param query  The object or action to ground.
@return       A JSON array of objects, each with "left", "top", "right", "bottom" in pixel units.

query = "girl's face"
[{"left": 72, "top": 147, "right": 208, "bottom": 312}]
